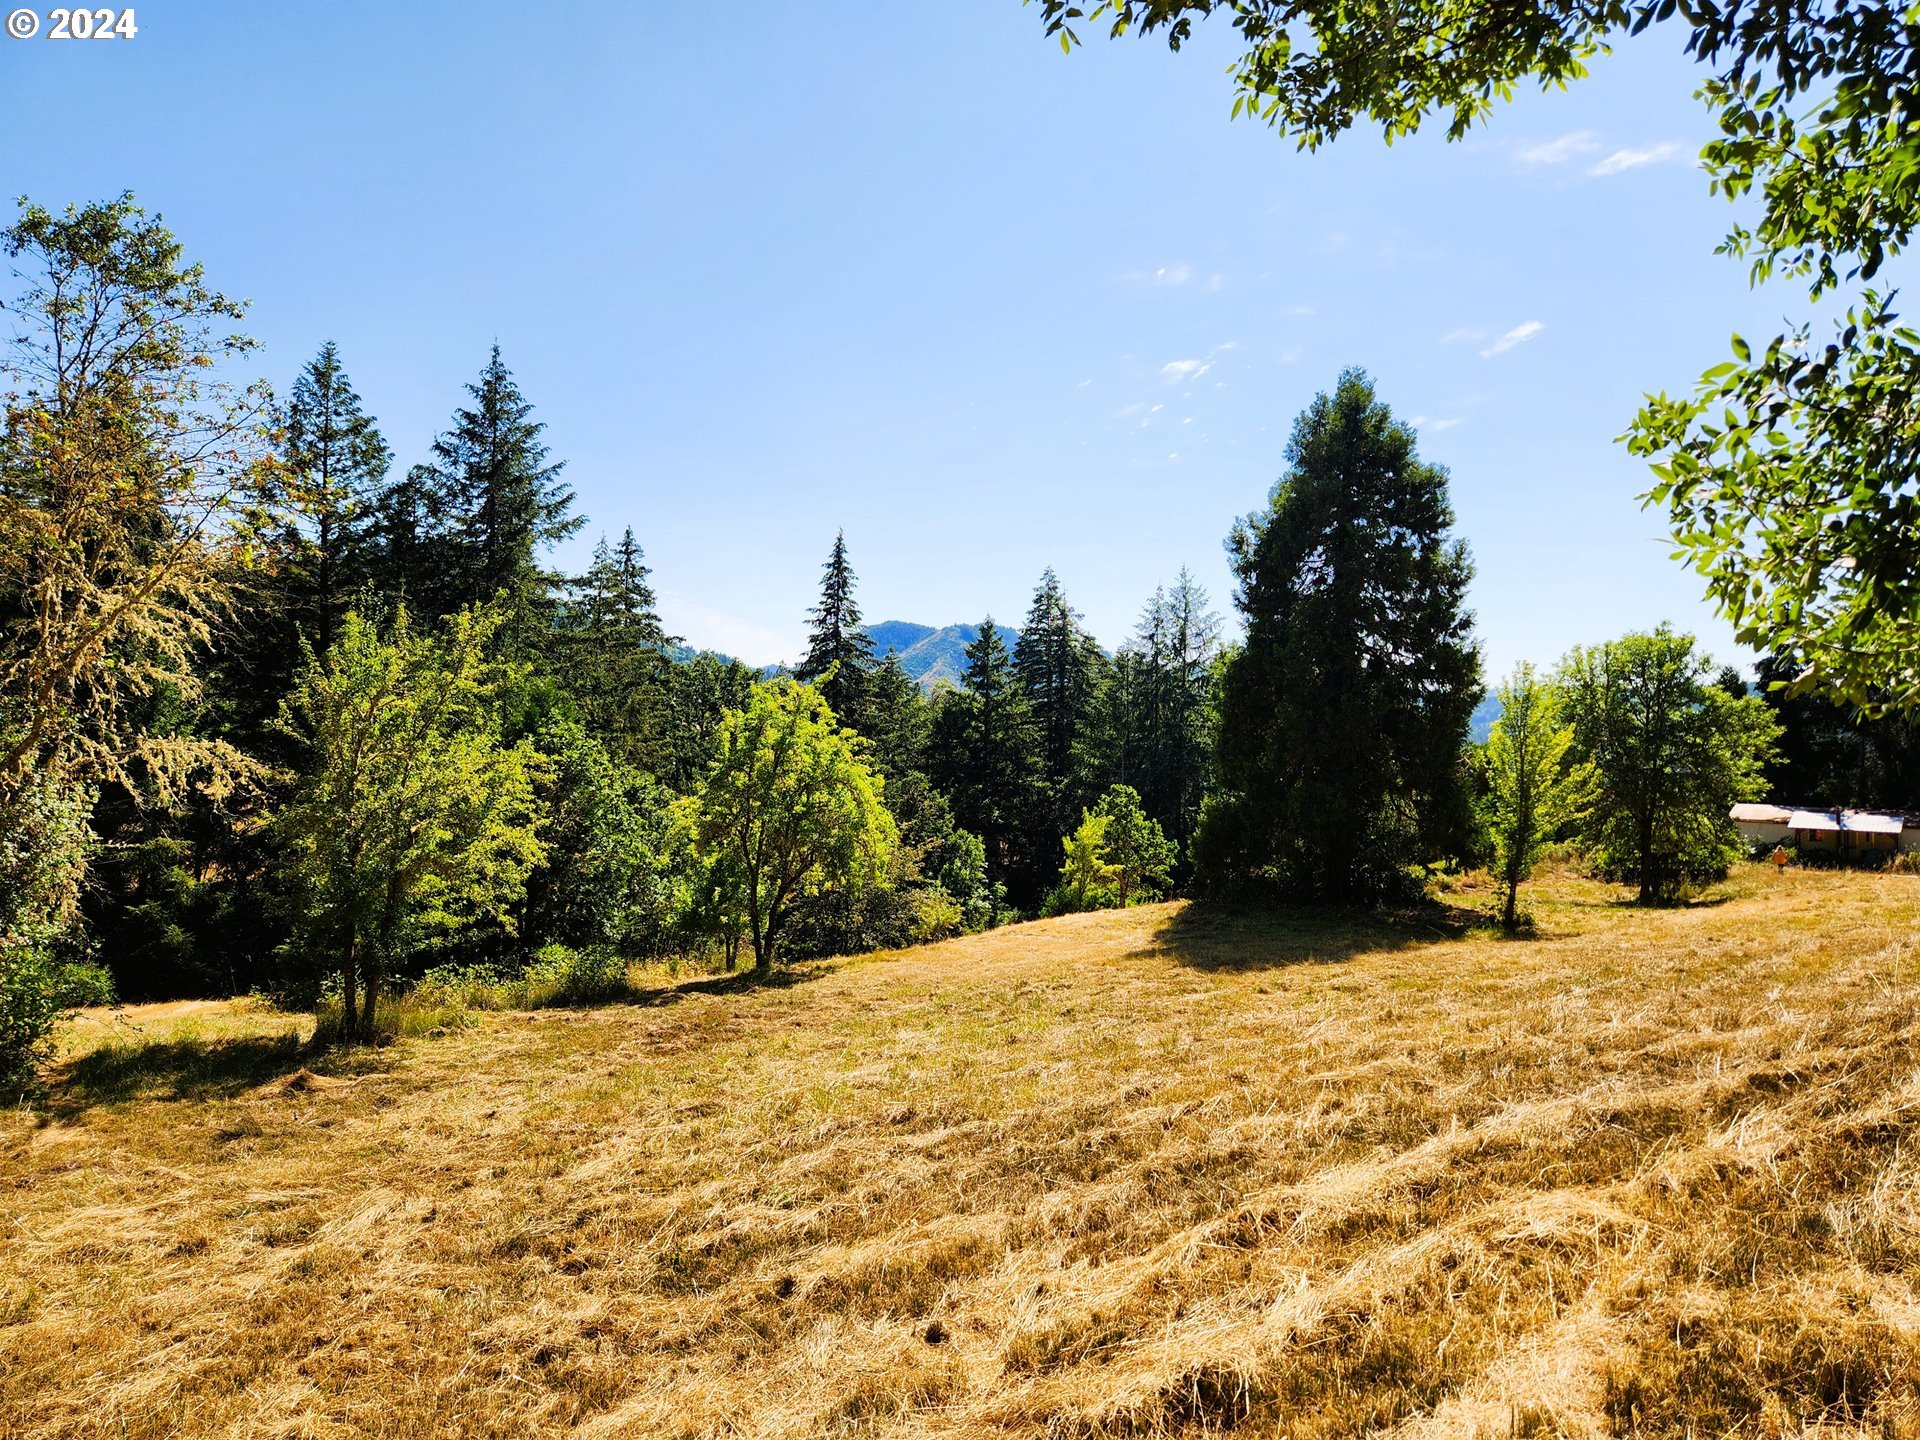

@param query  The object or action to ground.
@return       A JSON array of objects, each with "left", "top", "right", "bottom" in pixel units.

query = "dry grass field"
[{"left": 5, "top": 862, "right": 1920, "bottom": 1439}]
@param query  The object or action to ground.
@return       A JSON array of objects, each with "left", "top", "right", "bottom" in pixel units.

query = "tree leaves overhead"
[{"left": 1034, "top": 0, "right": 1920, "bottom": 710}]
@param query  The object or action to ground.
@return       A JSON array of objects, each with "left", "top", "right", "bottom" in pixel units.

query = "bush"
[{"left": 521, "top": 942, "right": 630, "bottom": 1005}]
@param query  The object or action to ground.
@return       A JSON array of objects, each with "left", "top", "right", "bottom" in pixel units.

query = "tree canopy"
[
  {"left": 1197, "top": 369, "right": 1480, "bottom": 902},
  {"left": 686, "top": 679, "right": 895, "bottom": 970},
  {"left": 1037, "top": 0, "right": 1920, "bottom": 710}
]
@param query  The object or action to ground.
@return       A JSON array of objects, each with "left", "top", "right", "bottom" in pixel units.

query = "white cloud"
[
  {"left": 1441, "top": 327, "right": 1486, "bottom": 346},
  {"left": 1077, "top": 377, "right": 1094, "bottom": 388},
  {"left": 1480, "top": 321, "right": 1544, "bottom": 358},
  {"left": 1588, "top": 141, "right": 1685, "bottom": 176},
  {"left": 1516, "top": 131, "right": 1601, "bottom": 165},
  {"left": 1430, "top": 417, "right": 1465, "bottom": 431},
  {"left": 1153, "top": 263, "right": 1193, "bottom": 286},
  {"left": 1285, "top": 304, "right": 1315, "bottom": 317},
  {"left": 1161, "top": 358, "right": 1211, "bottom": 382}
]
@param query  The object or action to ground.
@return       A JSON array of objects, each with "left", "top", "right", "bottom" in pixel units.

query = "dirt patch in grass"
[{"left": 6, "top": 865, "right": 1920, "bottom": 1437}]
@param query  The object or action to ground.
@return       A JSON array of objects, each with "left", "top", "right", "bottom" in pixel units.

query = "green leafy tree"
[
  {"left": 519, "top": 717, "right": 677, "bottom": 955},
  {"left": 274, "top": 605, "right": 547, "bottom": 1038},
  {"left": 1484, "top": 664, "right": 1584, "bottom": 930},
  {"left": 1196, "top": 370, "right": 1480, "bottom": 902},
  {"left": 0, "top": 194, "right": 279, "bottom": 861},
  {"left": 1037, "top": 0, "right": 1920, "bottom": 710},
  {"left": 796, "top": 531, "right": 874, "bottom": 732},
  {"left": 1052, "top": 811, "right": 1115, "bottom": 914},
  {"left": 0, "top": 195, "right": 280, "bottom": 1060},
  {"left": 1094, "top": 784, "right": 1176, "bottom": 905},
  {"left": 661, "top": 652, "right": 759, "bottom": 793},
  {"left": 686, "top": 679, "right": 895, "bottom": 970},
  {"left": 1558, "top": 627, "right": 1780, "bottom": 904}
]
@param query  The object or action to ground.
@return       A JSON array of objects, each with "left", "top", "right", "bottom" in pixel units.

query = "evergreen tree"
[
  {"left": 369, "top": 463, "right": 453, "bottom": 616},
  {"left": 1104, "top": 571, "right": 1221, "bottom": 860},
  {"left": 280, "top": 342, "right": 391, "bottom": 656},
  {"left": 420, "top": 346, "right": 581, "bottom": 636},
  {"left": 1016, "top": 568, "right": 1103, "bottom": 790},
  {"left": 863, "top": 653, "right": 928, "bottom": 782},
  {"left": 797, "top": 531, "right": 874, "bottom": 730},
  {"left": 929, "top": 618, "right": 1041, "bottom": 914},
  {"left": 1195, "top": 369, "right": 1481, "bottom": 902},
  {"left": 562, "top": 528, "right": 679, "bottom": 764}
]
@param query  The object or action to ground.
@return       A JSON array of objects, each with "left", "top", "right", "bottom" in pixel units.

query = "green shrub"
[{"left": 521, "top": 942, "right": 629, "bottom": 1005}]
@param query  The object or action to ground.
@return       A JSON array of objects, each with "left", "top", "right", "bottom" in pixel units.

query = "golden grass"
[{"left": 5, "top": 862, "right": 1920, "bottom": 1438}]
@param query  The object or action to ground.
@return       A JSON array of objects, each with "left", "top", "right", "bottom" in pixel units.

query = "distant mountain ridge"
[{"left": 868, "top": 621, "right": 1021, "bottom": 692}]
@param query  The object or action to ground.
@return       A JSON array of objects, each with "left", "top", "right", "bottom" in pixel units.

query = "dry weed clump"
[{"left": 4, "top": 865, "right": 1920, "bottom": 1438}]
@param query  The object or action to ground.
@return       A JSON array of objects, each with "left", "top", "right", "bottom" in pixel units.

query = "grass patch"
[{"left": 6, "top": 865, "right": 1920, "bottom": 1437}]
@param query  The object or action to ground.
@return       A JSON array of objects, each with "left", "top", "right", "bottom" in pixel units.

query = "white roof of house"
[
  {"left": 1777, "top": 808, "right": 1907, "bottom": 834},
  {"left": 1731, "top": 804, "right": 1793, "bottom": 824}
]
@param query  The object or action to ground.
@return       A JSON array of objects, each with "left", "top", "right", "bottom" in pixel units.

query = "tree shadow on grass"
[
  {"left": 44, "top": 1030, "right": 319, "bottom": 1121},
  {"left": 621, "top": 959, "right": 838, "bottom": 1009},
  {"left": 1140, "top": 896, "right": 1489, "bottom": 973}
]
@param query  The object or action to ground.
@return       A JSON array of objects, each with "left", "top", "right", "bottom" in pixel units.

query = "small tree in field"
[
  {"left": 1048, "top": 785, "right": 1177, "bottom": 914},
  {"left": 1093, "top": 784, "right": 1176, "bottom": 905},
  {"left": 1054, "top": 811, "right": 1116, "bottom": 913},
  {"left": 275, "top": 605, "right": 546, "bottom": 1037},
  {"left": 1484, "top": 665, "right": 1583, "bottom": 930},
  {"left": 689, "top": 679, "right": 894, "bottom": 970},
  {"left": 1558, "top": 627, "right": 1780, "bottom": 904}
]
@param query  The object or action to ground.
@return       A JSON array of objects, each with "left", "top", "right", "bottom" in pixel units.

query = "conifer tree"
[
  {"left": 862, "top": 653, "right": 928, "bottom": 781},
  {"left": 421, "top": 346, "right": 581, "bottom": 636},
  {"left": 797, "top": 531, "right": 873, "bottom": 730},
  {"left": 563, "top": 528, "right": 679, "bottom": 763},
  {"left": 280, "top": 342, "right": 391, "bottom": 655},
  {"left": 929, "top": 618, "right": 1041, "bottom": 913},
  {"left": 1015, "top": 568, "right": 1104, "bottom": 792},
  {"left": 1196, "top": 369, "right": 1480, "bottom": 902}
]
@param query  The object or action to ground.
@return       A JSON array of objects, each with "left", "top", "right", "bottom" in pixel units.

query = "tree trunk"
[
  {"left": 341, "top": 930, "right": 359, "bottom": 1040},
  {"left": 360, "top": 966, "right": 379, "bottom": 1040},
  {"left": 1501, "top": 878, "right": 1518, "bottom": 931}
]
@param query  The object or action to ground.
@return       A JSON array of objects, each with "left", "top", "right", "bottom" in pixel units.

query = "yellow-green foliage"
[{"left": 686, "top": 678, "right": 896, "bottom": 969}]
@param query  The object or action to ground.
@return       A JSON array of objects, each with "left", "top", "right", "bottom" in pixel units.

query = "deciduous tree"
[
  {"left": 275, "top": 605, "right": 547, "bottom": 1038},
  {"left": 1558, "top": 627, "right": 1779, "bottom": 904},
  {"left": 1484, "top": 664, "right": 1583, "bottom": 930},
  {"left": 687, "top": 679, "right": 894, "bottom": 970}
]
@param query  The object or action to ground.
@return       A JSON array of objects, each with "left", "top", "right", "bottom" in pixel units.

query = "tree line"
[{"left": 0, "top": 193, "right": 1866, "bottom": 1094}]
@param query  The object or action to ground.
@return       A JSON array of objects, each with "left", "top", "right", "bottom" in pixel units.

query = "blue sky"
[{"left": 2, "top": 2, "right": 1821, "bottom": 673}]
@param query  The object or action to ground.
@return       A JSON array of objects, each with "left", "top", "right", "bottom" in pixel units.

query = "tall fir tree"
[
  {"left": 279, "top": 342, "right": 391, "bottom": 657},
  {"left": 929, "top": 618, "right": 1042, "bottom": 913},
  {"left": 797, "top": 530, "right": 874, "bottom": 729},
  {"left": 1015, "top": 568, "right": 1105, "bottom": 791},
  {"left": 420, "top": 345, "right": 581, "bottom": 638},
  {"left": 1014, "top": 568, "right": 1107, "bottom": 889},
  {"left": 563, "top": 528, "right": 679, "bottom": 766},
  {"left": 1196, "top": 369, "right": 1480, "bottom": 902}
]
